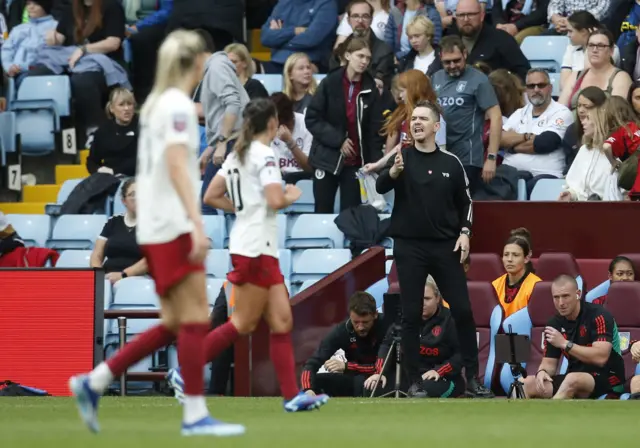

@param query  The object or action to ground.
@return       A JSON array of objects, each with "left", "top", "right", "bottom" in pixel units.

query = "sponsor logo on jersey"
[
  {"left": 265, "top": 156, "right": 276, "bottom": 167},
  {"left": 296, "top": 137, "right": 304, "bottom": 148},
  {"left": 456, "top": 81, "right": 467, "bottom": 93},
  {"left": 173, "top": 113, "right": 188, "bottom": 132},
  {"left": 315, "top": 169, "right": 325, "bottom": 180},
  {"left": 431, "top": 325, "right": 442, "bottom": 337}
]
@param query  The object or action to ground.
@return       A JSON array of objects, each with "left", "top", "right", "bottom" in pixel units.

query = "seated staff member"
[
  {"left": 586, "top": 256, "right": 637, "bottom": 305},
  {"left": 630, "top": 341, "right": 640, "bottom": 399},
  {"left": 520, "top": 275, "right": 626, "bottom": 399},
  {"left": 364, "top": 279, "right": 465, "bottom": 398},
  {"left": 492, "top": 227, "right": 541, "bottom": 319},
  {"left": 270, "top": 92, "right": 313, "bottom": 184},
  {"left": 301, "top": 292, "right": 386, "bottom": 397}
]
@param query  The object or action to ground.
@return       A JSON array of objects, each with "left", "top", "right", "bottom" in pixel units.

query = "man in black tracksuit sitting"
[
  {"left": 301, "top": 292, "right": 386, "bottom": 397},
  {"left": 365, "top": 279, "right": 465, "bottom": 398}
]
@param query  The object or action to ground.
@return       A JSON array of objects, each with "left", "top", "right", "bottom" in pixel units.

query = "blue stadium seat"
[
  {"left": 104, "top": 279, "right": 112, "bottom": 310},
  {"left": 286, "top": 179, "right": 314, "bottom": 213},
  {"left": 56, "top": 179, "right": 83, "bottom": 204},
  {"left": 520, "top": 36, "right": 569, "bottom": 73},
  {"left": 112, "top": 277, "right": 159, "bottom": 308},
  {"left": 56, "top": 249, "right": 92, "bottom": 267},
  {"left": 205, "top": 249, "right": 231, "bottom": 278},
  {"left": 16, "top": 75, "right": 71, "bottom": 117},
  {"left": 254, "top": 74, "right": 284, "bottom": 94},
  {"left": 112, "top": 181, "right": 127, "bottom": 216},
  {"left": 529, "top": 178, "right": 565, "bottom": 201},
  {"left": 366, "top": 278, "right": 388, "bottom": 309},
  {"left": 206, "top": 278, "right": 226, "bottom": 307},
  {"left": 291, "top": 249, "right": 351, "bottom": 284},
  {"left": 46, "top": 214, "right": 107, "bottom": 250},
  {"left": 585, "top": 280, "right": 609, "bottom": 303},
  {"left": 279, "top": 249, "right": 292, "bottom": 279},
  {"left": 499, "top": 307, "right": 533, "bottom": 393},
  {"left": 286, "top": 214, "right": 344, "bottom": 249},
  {"left": 313, "top": 74, "right": 326, "bottom": 85},
  {"left": 203, "top": 215, "right": 226, "bottom": 249},
  {"left": 549, "top": 72, "right": 560, "bottom": 98},
  {"left": 517, "top": 178, "right": 527, "bottom": 201},
  {"left": 0, "top": 112, "right": 18, "bottom": 168},
  {"left": 298, "top": 278, "right": 319, "bottom": 293},
  {"left": 8, "top": 214, "right": 50, "bottom": 247}
]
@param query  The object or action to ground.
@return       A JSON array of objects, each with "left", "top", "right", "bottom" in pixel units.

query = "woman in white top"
[
  {"left": 335, "top": 0, "right": 390, "bottom": 45},
  {"left": 69, "top": 30, "right": 245, "bottom": 438},
  {"left": 203, "top": 98, "right": 330, "bottom": 412}
]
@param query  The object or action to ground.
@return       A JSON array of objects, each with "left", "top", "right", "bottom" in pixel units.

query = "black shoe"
[
  {"left": 408, "top": 383, "right": 427, "bottom": 398},
  {"left": 465, "top": 378, "right": 495, "bottom": 398},
  {"left": 628, "top": 392, "right": 640, "bottom": 400}
]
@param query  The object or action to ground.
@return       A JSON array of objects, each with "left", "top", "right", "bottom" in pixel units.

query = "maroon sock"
[
  {"left": 270, "top": 332, "right": 299, "bottom": 400},
  {"left": 203, "top": 321, "right": 239, "bottom": 362},
  {"left": 106, "top": 325, "right": 175, "bottom": 377},
  {"left": 178, "top": 323, "right": 209, "bottom": 396}
]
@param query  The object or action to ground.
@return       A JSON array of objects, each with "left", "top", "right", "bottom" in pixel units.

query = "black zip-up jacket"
[
  {"left": 376, "top": 306, "right": 462, "bottom": 378},
  {"left": 328, "top": 33, "right": 395, "bottom": 88},
  {"left": 86, "top": 115, "right": 139, "bottom": 177},
  {"left": 491, "top": 0, "right": 549, "bottom": 33},
  {"left": 376, "top": 145, "right": 472, "bottom": 241},
  {"left": 300, "top": 317, "right": 386, "bottom": 391},
  {"left": 398, "top": 45, "right": 443, "bottom": 77},
  {"left": 305, "top": 67, "right": 385, "bottom": 175}
]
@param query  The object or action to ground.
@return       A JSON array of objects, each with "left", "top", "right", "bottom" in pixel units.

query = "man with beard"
[
  {"left": 500, "top": 68, "right": 574, "bottom": 197},
  {"left": 329, "top": 0, "right": 394, "bottom": 88},
  {"left": 432, "top": 35, "right": 502, "bottom": 195},
  {"left": 375, "top": 101, "right": 494, "bottom": 398}
]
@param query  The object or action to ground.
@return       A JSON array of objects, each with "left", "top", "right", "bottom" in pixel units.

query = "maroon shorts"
[
  {"left": 140, "top": 233, "right": 204, "bottom": 296},
  {"left": 227, "top": 254, "right": 284, "bottom": 288}
]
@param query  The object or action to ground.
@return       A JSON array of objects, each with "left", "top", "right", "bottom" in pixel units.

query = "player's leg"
[
  {"left": 552, "top": 372, "right": 596, "bottom": 399},
  {"left": 631, "top": 375, "right": 640, "bottom": 393},
  {"left": 518, "top": 375, "right": 555, "bottom": 399}
]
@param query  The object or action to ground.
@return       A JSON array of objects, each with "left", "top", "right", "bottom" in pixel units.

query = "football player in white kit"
[
  {"left": 167, "top": 98, "right": 330, "bottom": 412},
  {"left": 69, "top": 30, "right": 244, "bottom": 437}
]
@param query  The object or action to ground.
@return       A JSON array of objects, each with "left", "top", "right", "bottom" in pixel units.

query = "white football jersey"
[
  {"left": 218, "top": 141, "right": 282, "bottom": 258},
  {"left": 136, "top": 88, "right": 201, "bottom": 245}
]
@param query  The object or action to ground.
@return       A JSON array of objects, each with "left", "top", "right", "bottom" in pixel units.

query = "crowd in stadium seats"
[{"left": 3, "top": 0, "right": 640, "bottom": 398}]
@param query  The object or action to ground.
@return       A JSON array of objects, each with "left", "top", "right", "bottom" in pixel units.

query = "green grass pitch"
[{"left": 0, "top": 397, "right": 636, "bottom": 447}]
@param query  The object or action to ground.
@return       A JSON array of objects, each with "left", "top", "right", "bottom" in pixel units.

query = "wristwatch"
[
  {"left": 565, "top": 341, "right": 574, "bottom": 353},
  {"left": 460, "top": 228, "right": 472, "bottom": 238},
  {"left": 121, "top": 271, "right": 128, "bottom": 279},
  {"left": 216, "top": 135, "right": 228, "bottom": 144},
  {"left": 486, "top": 153, "right": 497, "bottom": 161}
]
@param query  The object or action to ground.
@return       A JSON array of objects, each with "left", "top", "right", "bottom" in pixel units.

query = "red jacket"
[{"left": 0, "top": 247, "right": 60, "bottom": 268}]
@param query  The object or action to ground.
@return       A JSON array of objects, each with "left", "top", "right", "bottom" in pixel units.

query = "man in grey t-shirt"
[{"left": 432, "top": 35, "right": 502, "bottom": 194}]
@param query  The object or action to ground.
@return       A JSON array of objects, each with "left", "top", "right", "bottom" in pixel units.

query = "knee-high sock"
[
  {"left": 203, "top": 321, "right": 239, "bottom": 361},
  {"left": 269, "top": 332, "right": 299, "bottom": 400}
]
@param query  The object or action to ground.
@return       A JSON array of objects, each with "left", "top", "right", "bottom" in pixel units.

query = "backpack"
[{"left": 0, "top": 380, "right": 50, "bottom": 396}]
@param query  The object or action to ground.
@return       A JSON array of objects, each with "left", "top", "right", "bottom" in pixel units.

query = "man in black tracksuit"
[
  {"left": 300, "top": 292, "right": 386, "bottom": 397},
  {"left": 376, "top": 100, "right": 493, "bottom": 398}
]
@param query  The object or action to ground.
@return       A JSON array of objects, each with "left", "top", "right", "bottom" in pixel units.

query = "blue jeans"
[{"left": 201, "top": 139, "right": 235, "bottom": 215}]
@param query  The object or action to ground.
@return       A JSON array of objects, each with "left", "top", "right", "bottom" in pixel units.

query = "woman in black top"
[
  {"left": 86, "top": 87, "right": 137, "bottom": 176},
  {"left": 224, "top": 43, "right": 269, "bottom": 100},
  {"left": 90, "top": 178, "right": 146, "bottom": 284}
]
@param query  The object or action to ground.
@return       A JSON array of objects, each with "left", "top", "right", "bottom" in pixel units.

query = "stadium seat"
[
  {"left": 524, "top": 283, "right": 556, "bottom": 375},
  {"left": 536, "top": 252, "right": 584, "bottom": 290},
  {"left": 286, "top": 179, "right": 314, "bottom": 213},
  {"left": 56, "top": 249, "right": 91, "bottom": 267},
  {"left": 520, "top": 36, "right": 569, "bottom": 73},
  {"left": 385, "top": 248, "right": 393, "bottom": 274},
  {"left": 549, "top": 72, "right": 560, "bottom": 98},
  {"left": 298, "top": 278, "right": 320, "bottom": 293},
  {"left": 620, "top": 253, "right": 640, "bottom": 271},
  {"left": 254, "top": 74, "right": 283, "bottom": 94},
  {"left": 277, "top": 213, "right": 287, "bottom": 248},
  {"left": 205, "top": 249, "right": 231, "bottom": 278},
  {"left": 291, "top": 249, "right": 352, "bottom": 284},
  {"left": 529, "top": 178, "right": 565, "bottom": 200},
  {"left": 468, "top": 281, "right": 503, "bottom": 390},
  {"left": 46, "top": 214, "right": 107, "bottom": 249},
  {"left": 286, "top": 214, "right": 344, "bottom": 249},
  {"left": 112, "top": 180, "right": 126, "bottom": 216},
  {"left": 7, "top": 214, "right": 50, "bottom": 247},
  {"left": 366, "top": 277, "right": 388, "bottom": 309},
  {"left": 104, "top": 278, "right": 112, "bottom": 310},
  {"left": 206, "top": 277, "right": 226, "bottom": 307},
  {"left": 112, "top": 277, "right": 159, "bottom": 308},
  {"left": 313, "top": 74, "right": 326, "bottom": 85},
  {"left": 56, "top": 179, "right": 83, "bottom": 205},
  {"left": 16, "top": 75, "right": 71, "bottom": 117},
  {"left": 279, "top": 249, "right": 292, "bottom": 279},
  {"left": 203, "top": 215, "right": 226, "bottom": 249},
  {"left": 517, "top": 178, "right": 527, "bottom": 201},
  {"left": 0, "top": 112, "right": 18, "bottom": 168},
  {"left": 586, "top": 280, "right": 609, "bottom": 303},
  {"left": 467, "top": 253, "right": 504, "bottom": 282}
]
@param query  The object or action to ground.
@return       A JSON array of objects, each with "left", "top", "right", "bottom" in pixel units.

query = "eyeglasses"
[
  {"left": 350, "top": 14, "right": 372, "bottom": 21},
  {"left": 525, "top": 82, "right": 549, "bottom": 90},
  {"left": 587, "top": 43, "right": 611, "bottom": 51},
  {"left": 457, "top": 12, "right": 480, "bottom": 21},
  {"left": 442, "top": 58, "right": 463, "bottom": 66}
]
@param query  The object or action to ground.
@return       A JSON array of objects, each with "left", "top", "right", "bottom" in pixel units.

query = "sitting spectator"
[
  {"left": 300, "top": 292, "right": 386, "bottom": 397},
  {"left": 283, "top": 52, "right": 317, "bottom": 114},
  {"left": 224, "top": 43, "right": 269, "bottom": 100},
  {"left": 587, "top": 255, "right": 637, "bottom": 304},
  {"left": 0, "top": 211, "right": 57, "bottom": 266},
  {"left": 501, "top": 68, "right": 574, "bottom": 195},
  {"left": 4, "top": 0, "right": 66, "bottom": 31},
  {"left": 270, "top": 92, "right": 313, "bottom": 183},
  {"left": 519, "top": 274, "right": 625, "bottom": 399},
  {"left": 547, "top": 0, "right": 610, "bottom": 35},
  {"left": 492, "top": 228, "right": 541, "bottom": 319},
  {"left": 560, "top": 29, "right": 632, "bottom": 109},
  {"left": 330, "top": 0, "right": 394, "bottom": 88},
  {"left": 398, "top": 15, "right": 442, "bottom": 76},
  {"left": 450, "top": 0, "right": 530, "bottom": 80},
  {"left": 364, "top": 279, "right": 465, "bottom": 398},
  {"left": 630, "top": 82, "right": 640, "bottom": 117},
  {"left": 561, "top": 11, "right": 622, "bottom": 92},
  {"left": 38, "top": 0, "right": 126, "bottom": 144},
  {"left": 306, "top": 37, "right": 385, "bottom": 213},
  {"left": 1, "top": 0, "right": 57, "bottom": 87},
  {"left": 336, "top": 0, "right": 390, "bottom": 46},
  {"left": 385, "top": 0, "right": 442, "bottom": 60},
  {"left": 90, "top": 178, "right": 146, "bottom": 284},
  {"left": 435, "top": 0, "right": 488, "bottom": 32},
  {"left": 260, "top": 0, "right": 338, "bottom": 74},
  {"left": 0, "top": 211, "right": 24, "bottom": 257},
  {"left": 492, "top": 0, "right": 550, "bottom": 44},
  {"left": 86, "top": 87, "right": 137, "bottom": 176}
]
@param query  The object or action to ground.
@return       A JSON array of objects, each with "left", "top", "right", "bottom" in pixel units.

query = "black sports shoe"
[
  {"left": 465, "top": 377, "right": 495, "bottom": 398},
  {"left": 628, "top": 392, "right": 640, "bottom": 400},
  {"left": 408, "top": 383, "right": 427, "bottom": 398}
]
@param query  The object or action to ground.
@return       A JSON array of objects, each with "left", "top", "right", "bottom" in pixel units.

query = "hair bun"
[{"left": 510, "top": 227, "right": 531, "bottom": 243}]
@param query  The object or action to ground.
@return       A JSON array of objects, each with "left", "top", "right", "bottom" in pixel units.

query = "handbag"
[{"left": 356, "top": 170, "right": 386, "bottom": 211}]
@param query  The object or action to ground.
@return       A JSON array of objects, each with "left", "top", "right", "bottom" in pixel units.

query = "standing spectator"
[
  {"left": 385, "top": 0, "right": 442, "bottom": 60},
  {"left": 199, "top": 46, "right": 250, "bottom": 215},
  {"left": 306, "top": 37, "right": 385, "bottom": 213},
  {"left": 501, "top": 68, "right": 574, "bottom": 195},
  {"left": 432, "top": 35, "right": 502, "bottom": 194},
  {"left": 224, "top": 43, "right": 269, "bottom": 100},
  {"left": 127, "top": 0, "right": 172, "bottom": 104},
  {"left": 336, "top": 0, "right": 390, "bottom": 44},
  {"left": 86, "top": 87, "right": 138, "bottom": 177},
  {"left": 492, "top": 0, "right": 550, "bottom": 44},
  {"left": 617, "top": 0, "right": 640, "bottom": 51},
  {"left": 399, "top": 15, "right": 443, "bottom": 76},
  {"left": 547, "top": 0, "right": 610, "bottom": 34},
  {"left": 450, "top": 0, "right": 530, "bottom": 80},
  {"left": 283, "top": 53, "right": 317, "bottom": 114},
  {"left": 330, "top": 0, "right": 394, "bottom": 88},
  {"left": 260, "top": 0, "right": 338, "bottom": 74}
]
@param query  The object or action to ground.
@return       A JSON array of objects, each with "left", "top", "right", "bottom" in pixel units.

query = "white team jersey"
[
  {"left": 271, "top": 113, "right": 312, "bottom": 174},
  {"left": 218, "top": 141, "right": 282, "bottom": 258},
  {"left": 136, "top": 88, "right": 201, "bottom": 245}
]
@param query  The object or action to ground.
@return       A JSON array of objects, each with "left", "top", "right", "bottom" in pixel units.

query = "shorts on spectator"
[
  {"left": 140, "top": 233, "right": 204, "bottom": 296},
  {"left": 552, "top": 372, "right": 623, "bottom": 399},
  {"left": 227, "top": 254, "right": 284, "bottom": 288}
]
